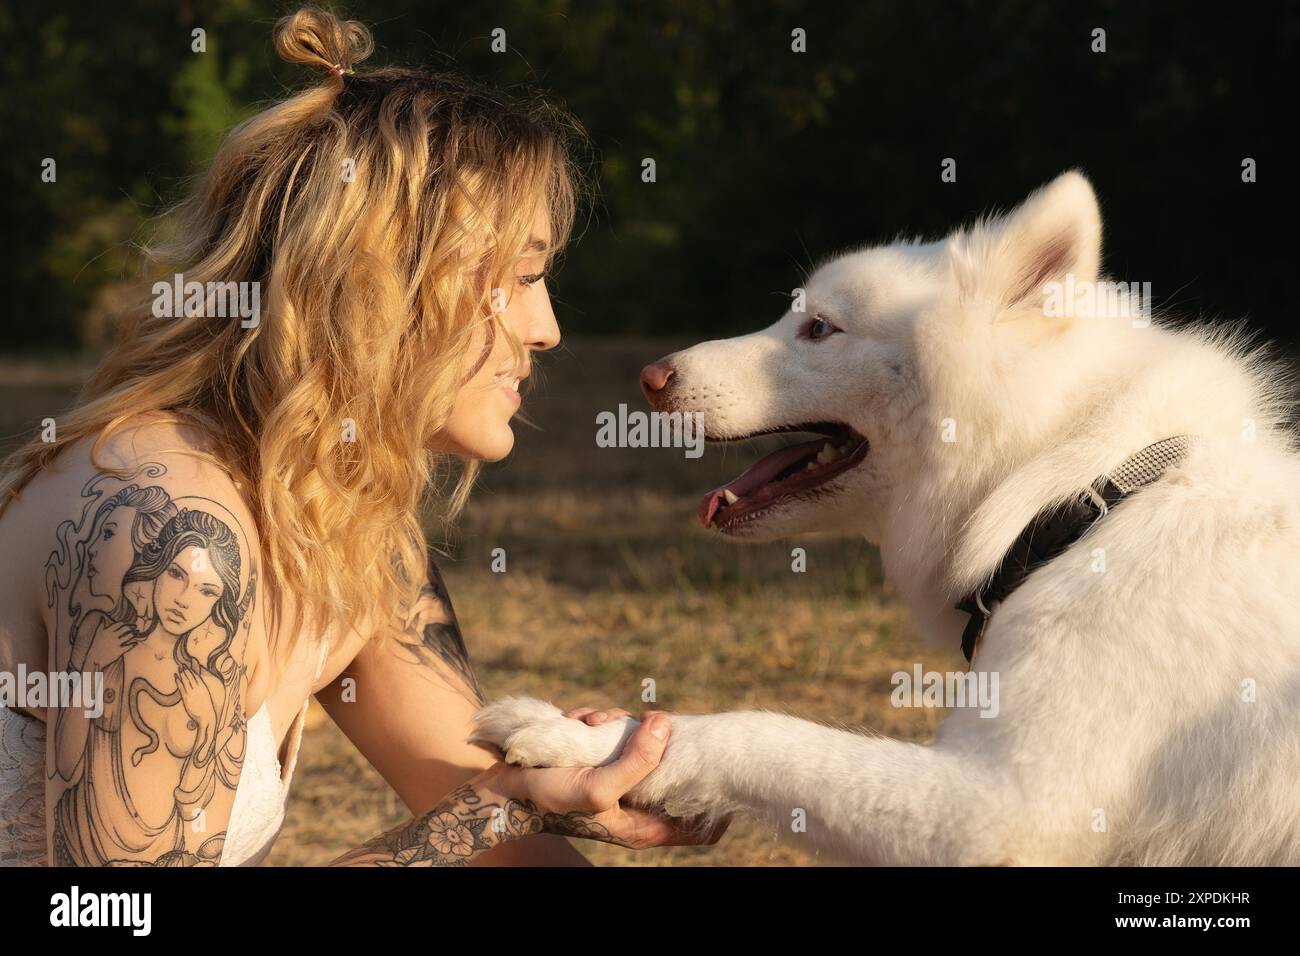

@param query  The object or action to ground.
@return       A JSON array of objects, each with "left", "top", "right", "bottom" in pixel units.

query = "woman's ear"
[{"left": 952, "top": 170, "right": 1102, "bottom": 315}]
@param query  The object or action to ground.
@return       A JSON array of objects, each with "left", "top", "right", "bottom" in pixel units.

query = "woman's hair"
[{"left": 0, "top": 6, "right": 586, "bottom": 661}]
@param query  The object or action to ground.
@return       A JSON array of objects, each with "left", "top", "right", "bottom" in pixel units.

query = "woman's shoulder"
[
  {"left": 94, "top": 412, "right": 250, "bottom": 493},
  {"left": 6, "top": 411, "right": 270, "bottom": 661},
  {"left": 19, "top": 413, "right": 259, "bottom": 539}
]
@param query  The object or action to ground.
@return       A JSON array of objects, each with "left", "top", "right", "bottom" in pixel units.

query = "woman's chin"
[
  {"left": 471, "top": 428, "right": 516, "bottom": 462},
  {"left": 428, "top": 423, "right": 516, "bottom": 461}
]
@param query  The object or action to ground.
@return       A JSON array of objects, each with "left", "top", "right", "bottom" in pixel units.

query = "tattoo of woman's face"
[
  {"left": 155, "top": 551, "right": 224, "bottom": 636},
  {"left": 85, "top": 505, "right": 139, "bottom": 601},
  {"left": 122, "top": 507, "right": 243, "bottom": 660}
]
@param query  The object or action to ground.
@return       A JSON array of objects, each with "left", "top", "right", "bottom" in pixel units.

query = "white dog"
[{"left": 471, "top": 172, "right": 1300, "bottom": 865}]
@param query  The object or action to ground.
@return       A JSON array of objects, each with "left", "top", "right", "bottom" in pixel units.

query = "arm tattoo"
[
  {"left": 393, "top": 548, "right": 484, "bottom": 704},
  {"left": 331, "top": 781, "right": 613, "bottom": 866},
  {"left": 44, "top": 462, "right": 255, "bottom": 866}
]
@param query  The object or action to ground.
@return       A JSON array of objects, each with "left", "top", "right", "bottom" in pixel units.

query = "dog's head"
[{"left": 642, "top": 171, "right": 1105, "bottom": 550}]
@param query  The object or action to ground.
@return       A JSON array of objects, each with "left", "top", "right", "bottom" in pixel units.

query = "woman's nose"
[
  {"left": 531, "top": 321, "right": 560, "bottom": 351},
  {"left": 525, "top": 291, "right": 561, "bottom": 351}
]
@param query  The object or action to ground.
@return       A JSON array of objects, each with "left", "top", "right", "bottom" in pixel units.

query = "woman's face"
[
  {"left": 435, "top": 206, "right": 561, "bottom": 462},
  {"left": 86, "top": 504, "right": 139, "bottom": 600},
  {"left": 153, "top": 549, "right": 224, "bottom": 636}
]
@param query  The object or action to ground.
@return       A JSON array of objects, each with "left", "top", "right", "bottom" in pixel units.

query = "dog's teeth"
[
  {"left": 723, "top": 489, "right": 739, "bottom": 505},
  {"left": 816, "top": 443, "right": 838, "bottom": 464}
]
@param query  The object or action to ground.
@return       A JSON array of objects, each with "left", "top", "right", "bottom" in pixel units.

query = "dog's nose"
[{"left": 639, "top": 360, "right": 675, "bottom": 406}]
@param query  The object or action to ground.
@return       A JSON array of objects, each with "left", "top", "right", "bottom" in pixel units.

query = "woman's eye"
[
  {"left": 517, "top": 272, "right": 546, "bottom": 288},
  {"left": 803, "top": 316, "right": 840, "bottom": 341}
]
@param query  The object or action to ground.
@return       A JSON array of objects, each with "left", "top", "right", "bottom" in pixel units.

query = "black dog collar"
[{"left": 955, "top": 436, "right": 1197, "bottom": 664}]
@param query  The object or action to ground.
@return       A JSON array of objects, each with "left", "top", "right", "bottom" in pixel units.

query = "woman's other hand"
[
  {"left": 86, "top": 620, "right": 141, "bottom": 671},
  {"left": 499, "top": 711, "right": 726, "bottom": 850}
]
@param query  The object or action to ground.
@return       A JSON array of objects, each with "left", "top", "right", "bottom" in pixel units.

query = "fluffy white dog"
[{"left": 472, "top": 172, "right": 1300, "bottom": 865}]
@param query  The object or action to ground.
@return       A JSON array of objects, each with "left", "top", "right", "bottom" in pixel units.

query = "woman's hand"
[
  {"left": 86, "top": 620, "right": 142, "bottom": 671},
  {"left": 333, "top": 709, "right": 727, "bottom": 866},
  {"left": 177, "top": 669, "right": 217, "bottom": 748},
  {"left": 501, "top": 710, "right": 725, "bottom": 850}
]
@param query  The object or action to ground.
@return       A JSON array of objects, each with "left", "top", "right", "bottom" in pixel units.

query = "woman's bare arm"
[
  {"left": 39, "top": 436, "right": 261, "bottom": 865},
  {"left": 316, "top": 548, "right": 588, "bottom": 864}
]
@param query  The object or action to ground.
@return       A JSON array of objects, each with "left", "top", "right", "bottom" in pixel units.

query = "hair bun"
[{"left": 273, "top": 6, "right": 373, "bottom": 77}]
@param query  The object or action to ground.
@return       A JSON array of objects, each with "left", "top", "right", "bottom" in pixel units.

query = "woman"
[{"left": 0, "top": 7, "right": 712, "bottom": 866}]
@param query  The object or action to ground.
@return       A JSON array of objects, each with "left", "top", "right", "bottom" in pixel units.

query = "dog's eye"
[{"left": 802, "top": 316, "right": 841, "bottom": 341}]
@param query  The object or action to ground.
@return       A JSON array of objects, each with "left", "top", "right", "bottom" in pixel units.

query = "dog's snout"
[{"left": 640, "top": 359, "right": 676, "bottom": 407}]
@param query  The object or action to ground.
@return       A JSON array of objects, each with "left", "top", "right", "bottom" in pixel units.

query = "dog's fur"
[{"left": 472, "top": 172, "right": 1300, "bottom": 865}]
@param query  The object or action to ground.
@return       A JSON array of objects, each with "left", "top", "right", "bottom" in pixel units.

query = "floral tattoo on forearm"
[{"left": 331, "top": 781, "right": 614, "bottom": 866}]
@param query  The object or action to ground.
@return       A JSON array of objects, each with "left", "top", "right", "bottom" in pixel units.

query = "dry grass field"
[{"left": 0, "top": 340, "right": 962, "bottom": 866}]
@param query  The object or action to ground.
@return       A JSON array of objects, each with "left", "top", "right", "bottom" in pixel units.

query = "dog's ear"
[{"left": 952, "top": 170, "right": 1101, "bottom": 315}]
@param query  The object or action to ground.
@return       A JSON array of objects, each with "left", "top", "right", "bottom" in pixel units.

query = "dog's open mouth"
[{"left": 699, "top": 422, "right": 869, "bottom": 529}]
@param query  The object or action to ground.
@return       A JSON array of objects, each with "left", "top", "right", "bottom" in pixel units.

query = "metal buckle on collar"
[{"left": 1083, "top": 482, "right": 1110, "bottom": 518}]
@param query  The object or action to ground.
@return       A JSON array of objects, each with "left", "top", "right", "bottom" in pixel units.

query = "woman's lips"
[{"left": 500, "top": 382, "right": 522, "bottom": 408}]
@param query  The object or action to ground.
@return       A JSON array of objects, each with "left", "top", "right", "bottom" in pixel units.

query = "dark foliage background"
[{"left": 0, "top": 0, "right": 1294, "bottom": 353}]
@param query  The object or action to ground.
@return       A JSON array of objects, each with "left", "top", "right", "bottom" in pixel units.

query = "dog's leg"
[{"left": 472, "top": 698, "right": 1013, "bottom": 865}]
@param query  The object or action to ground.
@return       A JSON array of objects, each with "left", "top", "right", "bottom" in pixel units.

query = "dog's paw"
[{"left": 469, "top": 696, "right": 638, "bottom": 769}]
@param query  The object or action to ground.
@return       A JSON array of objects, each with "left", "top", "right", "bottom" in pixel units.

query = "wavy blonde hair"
[{"left": 0, "top": 6, "right": 584, "bottom": 660}]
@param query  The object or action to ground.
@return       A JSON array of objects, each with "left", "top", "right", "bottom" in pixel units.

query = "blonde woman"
[{"left": 0, "top": 7, "right": 713, "bottom": 866}]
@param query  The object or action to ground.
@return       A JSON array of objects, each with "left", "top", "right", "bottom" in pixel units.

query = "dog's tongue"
[{"left": 698, "top": 439, "right": 823, "bottom": 527}]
